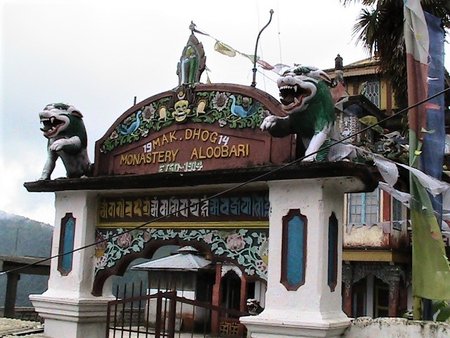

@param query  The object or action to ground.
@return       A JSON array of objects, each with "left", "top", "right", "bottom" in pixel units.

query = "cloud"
[{"left": 0, "top": 149, "right": 59, "bottom": 225}]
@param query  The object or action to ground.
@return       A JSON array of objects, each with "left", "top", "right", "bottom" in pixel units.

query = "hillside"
[
  {"left": 0, "top": 210, "right": 53, "bottom": 257},
  {"left": 0, "top": 210, "right": 53, "bottom": 307}
]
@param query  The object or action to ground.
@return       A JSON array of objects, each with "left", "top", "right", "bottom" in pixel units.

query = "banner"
[{"left": 404, "top": 0, "right": 450, "bottom": 300}]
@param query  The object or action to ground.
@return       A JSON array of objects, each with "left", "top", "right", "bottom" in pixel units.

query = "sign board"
[{"left": 95, "top": 83, "right": 294, "bottom": 176}]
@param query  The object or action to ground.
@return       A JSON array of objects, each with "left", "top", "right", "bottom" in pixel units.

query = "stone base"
[
  {"left": 30, "top": 294, "right": 114, "bottom": 338},
  {"left": 241, "top": 309, "right": 350, "bottom": 338}
]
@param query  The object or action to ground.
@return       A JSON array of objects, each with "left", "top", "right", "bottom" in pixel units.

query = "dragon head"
[
  {"left": 39, "top": 103, "right": 83, "bottom": 139},
  {"left": 277, "top": 65, "right": 333, "bottom": 114}
]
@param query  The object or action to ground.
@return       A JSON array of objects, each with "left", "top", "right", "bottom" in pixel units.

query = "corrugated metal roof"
[{"left": 131, "top": 246, "right": 211, "bottom": 272}]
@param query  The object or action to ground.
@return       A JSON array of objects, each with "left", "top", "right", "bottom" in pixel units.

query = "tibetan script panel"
[{"left": 98, "top": 192, "right": 269, "bottom": 228}]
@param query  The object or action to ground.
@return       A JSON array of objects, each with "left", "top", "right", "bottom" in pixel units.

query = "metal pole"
[{"left": 251, "top": 9, "right": 274, "bottom": 87}]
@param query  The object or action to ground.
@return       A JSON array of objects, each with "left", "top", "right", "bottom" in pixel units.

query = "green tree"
[{"left": 342, "top": 0, "right": 449, "bottom": 109}]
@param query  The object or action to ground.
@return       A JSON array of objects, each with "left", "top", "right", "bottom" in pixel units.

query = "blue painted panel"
[
  {"left": 287, "top": 215, "right": 305, "bottom": 286},
  {"left": 61, "top": 217, "right": 75, "bottom": 273}
]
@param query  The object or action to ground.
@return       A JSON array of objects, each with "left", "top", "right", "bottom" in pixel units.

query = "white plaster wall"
[
  {"left": 344, "top": 317, "right": 450, "bottom": 338},
  {"left": 30, "top": 190, "right": 120, "bottom": 338},
  {"left": 263, "top": 178, "right": 347, "bottom": 320},
  {"left": 144, "top": 289, "right": 206, "bottom": 326},
  {"left": 254, "top": 280, "right": 266, "bottom": 307},
  {"left": 44, "top": 318, "right": 105, "bottom": 338},
  {"left": 242, "top": 177, "right": 367, "bottom": 337},
  {"left": 44, "top": 190, "right": 98, "bottom": 298}
]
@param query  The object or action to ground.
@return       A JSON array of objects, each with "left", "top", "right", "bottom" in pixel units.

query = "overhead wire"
[{"left": 1, "top": 87, "right": 449, "bottom": 278}]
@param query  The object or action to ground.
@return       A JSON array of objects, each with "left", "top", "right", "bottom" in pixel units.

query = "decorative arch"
[
  {"left": 94, "top": 83, "right": 293, "bottom": 177},
  {"left": 351, "top": 262, "right": 406, "bottom": 290},
  {"left": 221, "top": 263, "right": 243, "bottom": 278},
  {"left": 93, "top": 227, "right": 268, "bottom": 296},
  {"left": 220, "top": 266, "right": 242, "bottom": 312}
]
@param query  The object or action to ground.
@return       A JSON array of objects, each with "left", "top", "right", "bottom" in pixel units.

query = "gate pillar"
[
  {"left": 30, "top": 191, "right": 114, "bottom": 338},
  {"left": 241, "top": 176, "right": 368, "bottom": 338}
]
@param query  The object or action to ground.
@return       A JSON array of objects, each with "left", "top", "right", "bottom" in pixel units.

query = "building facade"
[{"left": 327, "top": 54, "right": 450, "bottom": 319}]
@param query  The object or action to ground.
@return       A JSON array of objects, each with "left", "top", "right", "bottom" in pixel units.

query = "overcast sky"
[{"left": 1, "top": 0, "right": 449, "bottom": 225}]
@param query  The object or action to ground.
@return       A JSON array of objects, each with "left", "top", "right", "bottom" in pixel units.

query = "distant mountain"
[
  {"left": 0, "top": 210, "right": 53, "bottom": 257},
  {"left": 0, "top": 210, "right": 53, "bottom": 307}
]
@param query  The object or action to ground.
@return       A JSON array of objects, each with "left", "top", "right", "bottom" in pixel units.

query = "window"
[
  {"left": 352, "top": 278, "right": 367, "bottom": 317},
  {"left": 363, "top": 80, "right": 380, "bottom": 108},
  {"left": 221, "top": 271, "right": 241, "bottom": 314},
  {"left": 347, "top": 190, "right": 380, "bottom": 225},
  {"left": 392, "top": 198, "right": 404, "bottom": 231},
  {"left": 374, "top": 278, "right": 389, "bottom": 317}
]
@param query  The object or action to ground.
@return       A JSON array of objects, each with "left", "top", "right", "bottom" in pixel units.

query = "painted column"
[
  {"left": 387, "top": 265, "right": 401, "bottom": 317},
  {"left": 342, "top": 264, "right": 353, "bottom": 317},
  {"left": 30, "top": 190, "right": 114, "bottom": 338},
  {"left": 240, "top": 274, "right": 247, "bottom": 313},
  {"left": 242, "top": 177, "right": 365, "bottom": 338},
  {"left": 211, "top": 262, "right": 222, "bottom": 336}
]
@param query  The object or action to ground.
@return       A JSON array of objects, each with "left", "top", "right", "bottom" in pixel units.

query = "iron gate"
[{"left": 106, "top": 282, "right": 251, "bottom": 338}]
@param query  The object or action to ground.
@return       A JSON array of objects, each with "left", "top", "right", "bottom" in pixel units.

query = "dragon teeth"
[{"left": 279, "top": 85, "right": 297, "bottom": 92}]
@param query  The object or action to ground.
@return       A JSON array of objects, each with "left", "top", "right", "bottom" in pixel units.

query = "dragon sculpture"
[
  {"left": 39, "top": 103, "right": 92, "bottom": 179},
  {"left": 260, "top": 65, "right": 337, "bottom": 161}
]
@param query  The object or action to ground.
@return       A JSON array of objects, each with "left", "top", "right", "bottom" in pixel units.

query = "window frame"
[{"left": 347, "top": 189, "right": 380, "bottom": 226}]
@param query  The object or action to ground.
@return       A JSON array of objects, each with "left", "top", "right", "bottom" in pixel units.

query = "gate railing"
[{"left": 106, "top": 282, "right": 250, "bottom": 338}]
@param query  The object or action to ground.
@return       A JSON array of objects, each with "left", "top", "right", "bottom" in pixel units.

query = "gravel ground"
[{"left": 0, "top": 317, "right": 44, "bottom": 337}]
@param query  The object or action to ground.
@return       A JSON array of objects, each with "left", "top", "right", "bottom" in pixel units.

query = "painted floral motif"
[
  {"left": 100, "top": 91, "right": 266, "bottom": 153},
  {"left": 95, "top": 255, "right": 108, "bottom": 269},
  {"left": 212, "top": 92, "right": 228, "bottom": 111},
  {"left": 95, "top": 227, "right": 269, "bottom": 280},
  {"left": 142, "top": 104, "right": 156, "bottom": 121},
  {"left": 203, "top": 232, "right": 213, "bottom": 244},
  {"left": 95, "top": 231, "right": 107, "bottom": 257},
  {"left": 226, "top": 233, "right": 245, "bottom": 251},
  {"left": 255, "top": 259, "right": 268, "bottom": 275},
  {"left": 117, "top": 232, "right": 133, "bottom": 248}
]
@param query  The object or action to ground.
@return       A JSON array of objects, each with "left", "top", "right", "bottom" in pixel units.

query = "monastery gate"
[{"left": 25, "top": 33, "right": 378, "bottom": 338}]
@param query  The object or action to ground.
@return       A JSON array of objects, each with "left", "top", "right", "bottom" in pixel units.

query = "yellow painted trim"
[
  {"left": 96, "top": 221, "right": 269, "bottom": 229},
  {"left": 380, "top": 79, "right": 387, "bottom": 110},
  {"left": 343, "top": 250, "right": 410, "bottom": 263}
]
